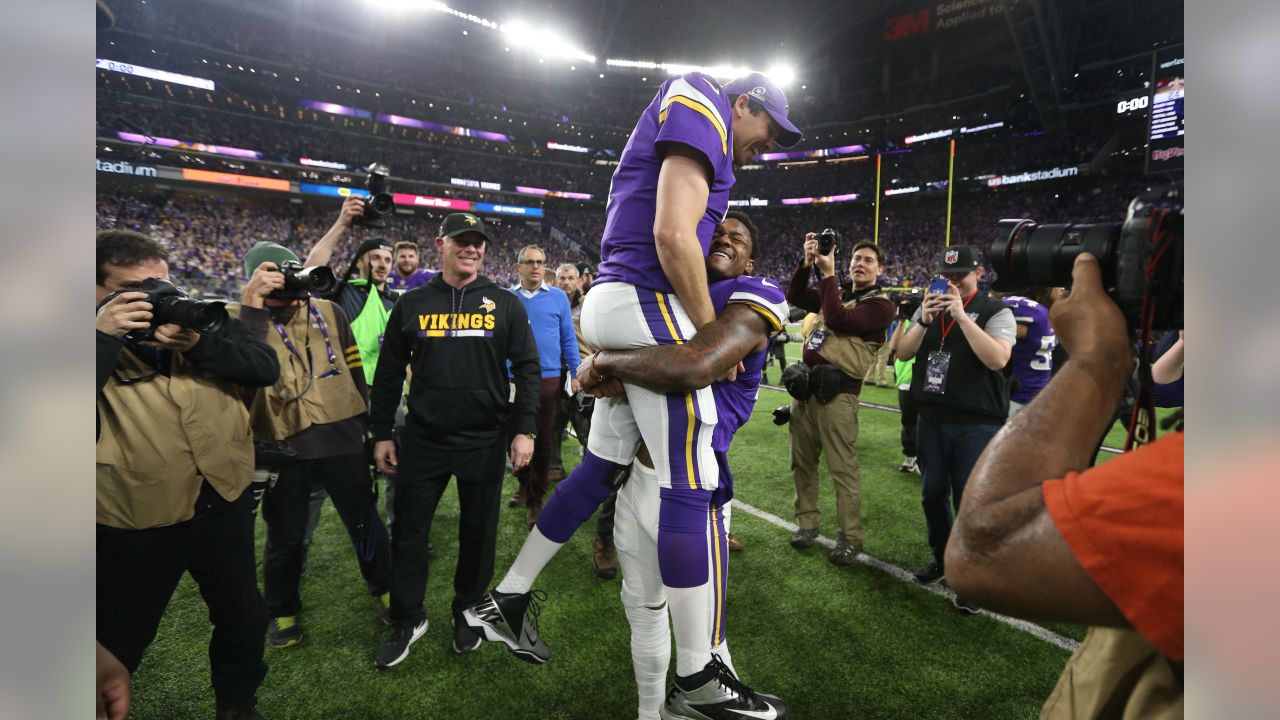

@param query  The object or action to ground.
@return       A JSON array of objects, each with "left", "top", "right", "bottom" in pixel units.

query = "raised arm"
[
  {"left": 581, "top": 304, "right": 772, "bottom": 394},
  {"left": 304, "top": 196, "right": 364, "bottom": 268}
]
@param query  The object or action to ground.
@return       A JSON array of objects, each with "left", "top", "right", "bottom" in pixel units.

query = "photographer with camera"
[
  {"left": 891, "top": 293, "right": 922, "bottom": 473},
  {"left": 946, "top": 253, "right": 1182, "bottom": 717},
  {"left": 96, "top": 229, "right": 278, "bottom": 720},
  {"left": 235, "top": 242, "right": 391, "bottom": 650},
  {"left": 303, "top": 196, "right": 399, "bottom": 385},
  {"left": 894, "top": 245, "right": 1015, "bottom": 611},
  {"left": 783, "top": 230, "right": 894, "bottom": 565}
]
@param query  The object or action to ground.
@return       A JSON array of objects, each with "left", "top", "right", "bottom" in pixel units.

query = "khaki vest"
[
  {"left": 1041, "top": 627, "right": 1183, "bottom": 720},
  {"left": 240, "top": 300, "right": 368, "bottom": 440},
  {"left": 97, "top": 348, "right": 254, "bottom": 529},
  {"left": 801, "top": 290, "right": 885, "bottom": 380}
]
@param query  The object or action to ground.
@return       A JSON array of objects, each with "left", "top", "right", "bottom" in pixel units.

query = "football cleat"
[
  {"left": 462, "top": 589, "right": 550, "bottom": 664},
  {"left": 661, "top": 654, "right": 787, "bottom": 720}
]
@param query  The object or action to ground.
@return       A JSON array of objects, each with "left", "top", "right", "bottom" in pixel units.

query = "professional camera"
[
  {"left": 771, "top": 405, "right": 791, "bottom": 426},
  {"left": 991, "top": 185, "right": 1183, "bottom": 331},
  {"left": 272, "top": 260, "right": 336, "bottom": 299},
  {"left": 102, "top": 278, "right": 228, "bottom": 342},
  {"left": 354, "top": 163, "right": 395, "bottom": 229},
  {"left": 817, "top": 228, "right": 838, "bottom": 255},
  {"left": 895, "top": 290, "right": 923, "bottom": 321}
]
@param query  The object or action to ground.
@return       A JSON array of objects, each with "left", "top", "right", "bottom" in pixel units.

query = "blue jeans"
[{"left": 916, "top": 417, "right": 1000, "bottom": 565}]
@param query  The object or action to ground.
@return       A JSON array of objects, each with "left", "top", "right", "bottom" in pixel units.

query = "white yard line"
[{"left": 731, "top": 500, "right": 1082, "bottom": 653}]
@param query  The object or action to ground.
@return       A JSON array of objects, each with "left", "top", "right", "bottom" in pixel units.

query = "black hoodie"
[{"left": 370, "top": 273, "right": 540, "bottom": 450}]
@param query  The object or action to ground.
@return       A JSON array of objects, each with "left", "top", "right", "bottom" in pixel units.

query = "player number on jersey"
[{"left": 1031, "top": 335, "right": 1057, "bottom": 371}]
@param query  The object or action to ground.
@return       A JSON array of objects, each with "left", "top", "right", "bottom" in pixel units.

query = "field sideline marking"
[
  {"left": 759, "top": 384, "right": 1123, "bottom": 455},
  {"left": 731, "top": 500, "right": 1081, "bottom": 653}
]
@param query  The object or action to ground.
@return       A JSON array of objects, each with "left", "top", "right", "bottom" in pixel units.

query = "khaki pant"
[
  {"left": 789, "top": 392, "right": 863, "bottom": 545},
  {"left": 864, "top": 341, "right": 893, "bottom": 386}
]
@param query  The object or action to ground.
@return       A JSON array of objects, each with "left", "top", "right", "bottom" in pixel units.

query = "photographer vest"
[
  {"left": 801, "top": 288, "right": 886, "bottom": 381},
  {"left": 909, "top": 291, "right": 1011, "bottom": 424},
  {"left": 240, "top": 300, "right": 368, "bottom": 441},
  {"left": 96, "top": 349, "right": 254, "bottom": 529}
]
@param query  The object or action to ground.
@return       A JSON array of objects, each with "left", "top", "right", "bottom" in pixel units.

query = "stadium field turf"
[{"left": 128, "top": 345, "right": 1172, "bottom": 719}]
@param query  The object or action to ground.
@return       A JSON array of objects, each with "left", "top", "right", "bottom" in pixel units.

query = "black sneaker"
[
  {"left": 913, "top": 561, "right": 945, "bottom": 585},
  {"left": 953, "top": 595, "right": 980, "bottom": 615},
  {"left": 451, "top": 613, "right": 482, "bottom": 655},
  {"left": 663, "top": 654, "right": 787, "bottom": 719},
  {"left": 788, "top": 528, "right": 818, "bottom": 550},
  {"left": 374, "top": 618, "right": 428, "bottom": 669},
  {"left": 266, "top": 616, "right": 303, "bottom": 649},
  {"left": 827, "top": 533, "right": 860, "bottom": 566},
  {"left": 461, "top": 589, "right": 550, "bottom": 664}
]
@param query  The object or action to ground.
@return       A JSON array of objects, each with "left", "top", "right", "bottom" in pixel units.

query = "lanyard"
[
  {"left": 273, "top": 302, "right": 341, "bottom": 380},
  {"left": 939, "top": 291, "right": 978, "bottom": 349}
]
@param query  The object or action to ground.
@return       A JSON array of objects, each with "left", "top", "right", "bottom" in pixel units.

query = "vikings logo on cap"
[{"left": 945, "top": 249, "right": 959, "bottom": 264}]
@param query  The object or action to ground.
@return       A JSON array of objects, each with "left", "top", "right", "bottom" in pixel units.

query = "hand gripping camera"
[
  {"left": 271, "top": 261, "right": 337, "bottom": 300},
  {"left": 101, "top": 278, "right": 228, "bottom": 342},
  {"left": 353, "top": 163, "right": 395, "bottom": 229}
]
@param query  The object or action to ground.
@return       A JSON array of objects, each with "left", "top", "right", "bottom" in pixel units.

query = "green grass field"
[{"left": 128, "top": 344, "right": 1168, "bottom": 719}]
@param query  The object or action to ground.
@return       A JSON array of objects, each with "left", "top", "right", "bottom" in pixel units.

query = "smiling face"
[
  {"left": 706, "top": 217, "right": 755, "bottom": 282},
  {"left": 436, "top": 231, "right": 486, "bottom": 284},
  {"left": 730, "top": 95, "right": 781, "bottom": 167},
  {"left": 395, "top": 246, "right": 419, "bottom": 276}
]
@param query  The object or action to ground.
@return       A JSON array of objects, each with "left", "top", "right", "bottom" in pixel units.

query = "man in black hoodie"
[{"left": 368, "top": 212, "right": 541, "bottom": 668}]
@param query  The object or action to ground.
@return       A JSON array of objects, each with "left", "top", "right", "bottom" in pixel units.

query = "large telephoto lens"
[
  {"left": 299, "top": 265, "right": 336, "bottom": 294},
  {"left": 990, "top": 219, "right": 1122, "bottom": 291},
  {"left": 154, "top": 296, "right": 229, "bottom": 334}
]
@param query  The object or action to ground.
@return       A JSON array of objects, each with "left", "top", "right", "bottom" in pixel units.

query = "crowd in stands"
[{"left": 97, "top": 172, "right": 1167, "bottom": 301}]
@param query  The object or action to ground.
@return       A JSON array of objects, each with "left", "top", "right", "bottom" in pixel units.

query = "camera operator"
[
  {"left": 946, "top": 254, "right": 1182, "bottom": 717},
  {"left": 235, "top": 242, "right": 391, "bottom": 649},
  {"left": 783, "top": 233, "right": 894, "bottom": 564},
  {"left": 95, "top": 229, "right": 277, "bottom": 720},
  {"left": 895, "top": 245, "right": 1015, "bottom": 611},
  {"left": 303, "top": 196, "right": 399, "bottom": 385}
]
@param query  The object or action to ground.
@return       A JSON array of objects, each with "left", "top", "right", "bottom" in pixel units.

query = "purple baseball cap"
[{"left": 723, "top": 72, "right": 803, "bottom": 148}]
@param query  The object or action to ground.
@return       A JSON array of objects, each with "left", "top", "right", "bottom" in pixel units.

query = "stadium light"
[
  {"left": 767, "top": 64, "right": 796, "bottom": 86},
  {"left": 500, "top": 21, "right": 596, "bottom": 63}
]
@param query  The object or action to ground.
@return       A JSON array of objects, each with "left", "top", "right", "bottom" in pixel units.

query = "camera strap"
[
  {"left": 272, "top": 302, "right": 341, "bottom": 381},
  {"left": 938, "top": 291, "right": 978, "bottom": 349}
]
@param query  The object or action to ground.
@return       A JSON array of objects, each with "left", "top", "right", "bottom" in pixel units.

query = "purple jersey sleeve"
[
  {"left": 1005, "top": 296, "right": 1056, "bottom": 403},
  {"left": 595, "top": 73, "right": 736, "bottom": 293},
  {"left": 708, "top": 275, "right": 783, "bottom": 451}
]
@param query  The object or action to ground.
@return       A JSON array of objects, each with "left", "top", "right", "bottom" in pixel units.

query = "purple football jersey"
[
  {"left": 708, "top": 275, "right": 788, "bottom": 451},
  {"left": 596, "top": 73, "right": 736, "bottom": 293},
  {"left": 388, "top": 268, "right": 435, "bottom": 293},
  {"left": 1004, "top": 296, "right": 1056, "bottom": 403}
]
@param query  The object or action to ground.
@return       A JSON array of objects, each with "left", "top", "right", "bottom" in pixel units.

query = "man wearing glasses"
[{"left": 507, "top": 246, "right": 582, "bottom": 527}]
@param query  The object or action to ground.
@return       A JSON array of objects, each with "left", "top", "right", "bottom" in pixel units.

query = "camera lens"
[
  {"left": 155, "top": 296, "right": 228, "bottom": 334},
  {"left": 369, "top": 193, "right": 394, "bottom": 215},
  {"left": 990, "top": 219, "right": 1121, "bottom": 291},
  {"left": 300, "top": 266, "right": 336, "bottom": 294}
]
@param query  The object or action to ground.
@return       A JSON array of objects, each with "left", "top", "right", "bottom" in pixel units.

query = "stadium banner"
[
  {"left": 96, "top": 59, "right": 216, "bottom": 91},
  {"left": 1147, "top": 46, "right": 1184, "bottom": 172},
  {"left": 299, "top": 158, "right": 349, "bottom": 170},
  {"left": 546, "top": 142, "right": 591, "bottom": 153},
  {"left": 451, "top": 177, "right": 503, "bottom": 191},
  {"left": 376, "top": 113, "right": 511, "bottom": 143},
  {"left": 758, "top": 144, "right": 866, "bottom": 162},
  {"left": 905, "top": 121, "right": 1004, "bottom": 145},
  {"left": 475, "top": 202, "right": 544, "bottom": 218},
  {"left": 727, "top": 198, "right": 769, "bottom": 207},
  {"left": 392, "top": 193, "right": 473, "bottom": 210},
  {"left": 96, "top": 158, "right": 160, "bottom": 177},
  {"left": 883, "top": 0, "right": 1006, "bottom": 43},
  {"left": 781, "top": 193, "right": 859, "bottom": 205},
  {"left": 515, "top": 186, "right": 592, "bottom": 200},
  {"left": 115, "top": 132, "right": 262, "bottom": 159},
  {"left": 300, "top": 100, "right": 374, "bottom": 120},
  {"left": 181, "top": 168, "right": 291, "bottom": 191},
  {"left": 884, "top": 186, "right": 921, "bottom": 196},
  {"left": 985, "top": 165, "right": 1080, "bottom": 187},
  {"left": 299, "top": 183, "right": 370, "bottom": 198}
]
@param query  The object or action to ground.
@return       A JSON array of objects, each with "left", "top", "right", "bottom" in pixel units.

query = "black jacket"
[{"left": 370, "top": 273, "right": 541, "bottom": 450}]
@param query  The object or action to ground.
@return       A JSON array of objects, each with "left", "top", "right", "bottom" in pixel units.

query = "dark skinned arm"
[
  {"left": 945, "top": 254, "right": 1133, "bottom": 627},
  {"left": 581, "top": 304, "right": 771, "bottom": 394}
]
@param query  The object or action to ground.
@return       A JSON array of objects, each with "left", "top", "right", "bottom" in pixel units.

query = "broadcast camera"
[
  {"left": 991, "top": 185, "right": 1183, "bottom": 331},
  {"left": 354, "top": 163, "right": 395, "bottom": 229},
  {"left": 271, "top": 261, "right": 337, "bottom": 300},
  {"left": 101, "top": 278, "right": 228, "bottom": 342}
]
